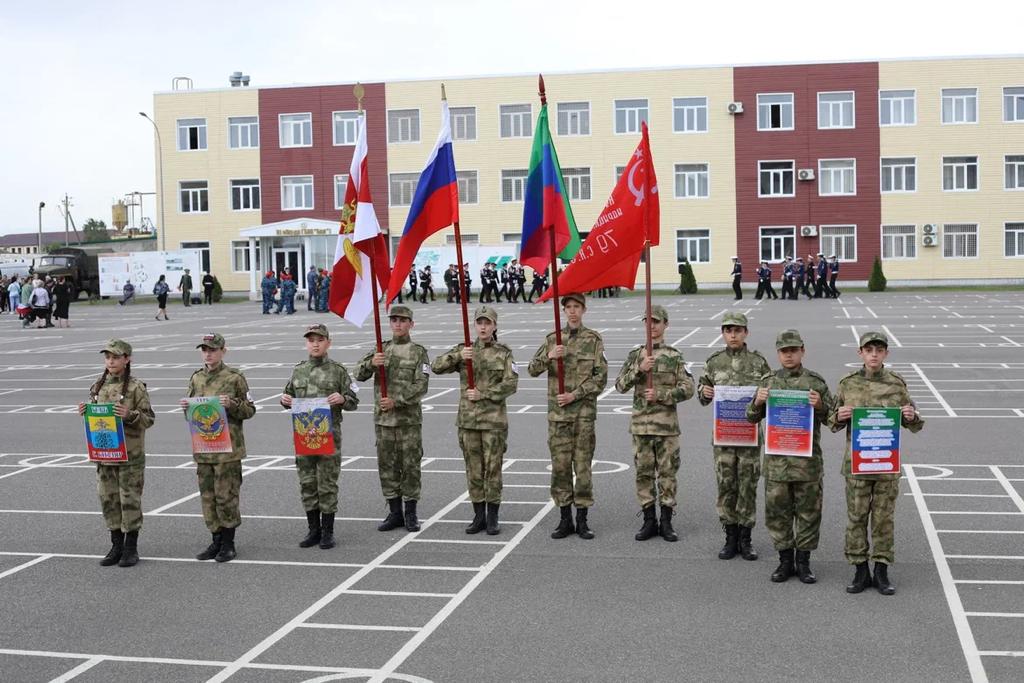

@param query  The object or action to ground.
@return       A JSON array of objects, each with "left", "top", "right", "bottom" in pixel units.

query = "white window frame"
[
  {"left": 614, "top": 98, "right": 649, "bottom": 135},
  {"left": 941, "top": 88, "right": 979, "bottom": 125},
  {"left": 231, "top": 239, "right": 259, "bottom": 273},
  {"left": 881, "top": 157, "right": 917, "bottom": 193},
  {"left": 457, "top": 170, "right": 478, "bottom": 205},
  {"left": 759, "top": 226, "right": 796, "bottom": 263},
  {"left": 279, "top": 113, "right": 312, "bottom": 148},
  {"left": 181, "top": 241, "right": 211, "bottom": 273},
  {"left": 758, "top": 160, "right": 796, "bottom": 198},
  {"left": 387, "top": 109, "right": 421, "bottom": 144},
  {"left": 676, "top": 228, "right": 711, "bottom": 264},
  {"left": 879, "top": 89, "right": 916, "bottom": 126},
  {"left": 674, "top": 163, "right": 710, "bottom": 199},
  {"left": 672, "top": 96, "right": 708, "bottom": 134},
  {"left": 178, "top": 180, "right": 209, "bottom": 214},
  {"left": 501, "top": 169, "right": 529, "bottom": 202},
  {"left": 176, "top": 118, "right": 207, "bottom": 151},
  {"left": 229, "top": 178, "right": 260, "bottom": 211},
  {"left": 757, "top": 93, "right": 795, "bottom": 131},
  {"left": 446, "top": 233, "right": 478, "bottom": 246},
  {"left": 334, "top": 174, "right": 349, "bottom": 210},
  {"left": 450, "top": 106, "right": 477, "bottom": 141},
  {"left": 1005, "top": 155, "right": 1024, "bottom": 190},
  {"left": 614, "top": 165, "right": 627, "bottom": 183},
  {"left": 818, "top": 159, "right": 857, "bottom": 196},
  {"left": 332, "top": 111, "right": 359, "bottom": 146},
  {"left": 227, "top": 116, "right": 259, "bottom": 149},
  {"left": 817, "top": 91, "right": 855, "bottom": 129},
  {"left": 499, "top": 104, "right": 532, "bottom": 139},
  {"left": 557, "top": 101, "right": 591, "bottom": 136},
  {"left": 942, "top": 223, "right": 980, "bottom": 259},
  {"left": 562, "top": 167, "right": 591, "bottom": 201},
  {"left": 280, "top": 175, "right": 314, "bottom": 211},
  {"left": 389, "top": 173, "right": 420, "bottom": 207},
  {"left": 819, "top": 224, "right": 857, "bottom": 262},
  {"left": 942, "top": 156, "right": 979, "bottom": 192},
  {"left": 1005, "top": 222, "right": 1024, "bottom": 257},
  {"left": 881, "top": 225, "right": 917, "bottom": 260},
  {"left": 1004, "top": 87, "right": 1024, "bottom": 123}
]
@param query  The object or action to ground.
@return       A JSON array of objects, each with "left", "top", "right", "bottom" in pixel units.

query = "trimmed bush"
[
  {"left": 868, "top": 256, "right": 887, "bottom": 292},
  {"left": 679, "top": 260, "right": 698, "bottom": 295}
]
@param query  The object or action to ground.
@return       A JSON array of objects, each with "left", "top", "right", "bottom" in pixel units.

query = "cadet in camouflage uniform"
[
  {"left": 829, "top": 331, "right": 924, "bottom": 595},
  {"left": 355, "top": 305, "right": 430, "bottom": 532},
  {"left": 180, "top": 333, "right": 256, "bottom": 563},
  {"left": 697, "top": 311, "right": 771, "bottom": 561},
  {"left": 281, "top": 323, "right": 359, "bottom": 550},
  {"left": 528, "top": 293, "right": 608, "bottom": 540},
  {"left": 746, "top": 329, "right": 833, "bottom": 584},
  {"left": 614, "top": 305, "right": 695, "bottom": 542},
  {"left": 78, "top": 339, "right": 155, "bottom": 568},
  {"left": 432, "top": 306, "right": 519, "bottom": 535}
]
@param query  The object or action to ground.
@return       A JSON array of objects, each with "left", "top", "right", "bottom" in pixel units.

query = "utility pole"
[{"left": 62, "top": 194, "right": 72, "bottom": 246}]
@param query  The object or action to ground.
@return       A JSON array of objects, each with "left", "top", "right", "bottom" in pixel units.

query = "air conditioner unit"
[
  {"left": 798, "top": 168, "right": 815, "bottom": 181},
  {"left": 922, "top": 224, "right": 936, "bottom": 235},
  {"left": 922, "top": 234, "right": 938, "bottom": 247},
  {"left": 727, "top": 102, "right": 744, "bottom": 114},
  {"left": 800, "top": 225, "right": 818, "bottom": 237}
]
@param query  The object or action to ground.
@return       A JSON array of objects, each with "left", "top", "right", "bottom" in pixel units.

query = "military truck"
[{"left": 32, "top": 247, "right": 106, "bottom": 299}]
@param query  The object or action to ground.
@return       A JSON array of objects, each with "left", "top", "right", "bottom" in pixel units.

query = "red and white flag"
[{"left": 328, "top": 112, "right": 390, "bottom": 326}]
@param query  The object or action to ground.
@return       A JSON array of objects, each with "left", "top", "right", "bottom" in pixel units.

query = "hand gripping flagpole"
[
  {"left": 444, "top": 83, "right": 475, "bottom": 389},
  {"left": 539, "top": 74, "right": 565, "bottom": 394}
]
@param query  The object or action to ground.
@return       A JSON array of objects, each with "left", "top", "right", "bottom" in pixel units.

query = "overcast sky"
[{"left": 0, "top": 0, "right": 1019, "bottom": 236}]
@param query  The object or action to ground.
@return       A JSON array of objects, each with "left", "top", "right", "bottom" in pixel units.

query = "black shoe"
[
  {"left": 738, "top": 526, "right": 758, "bottom": 560},
  {"left": 319, "top": 513, "right": 336, "bottom": 549},
  {"left": 718, "top": 524, "right": 739, "bottom": 560},
  {"left": 377, "top": 497, "right": 405, "bottom": 531},
  {"left": 196, "top": 531, "right": 222, "bottom": 561},
  {"left": 551, "top": 505, "right": 575, "bottom": 539},
  {"left": 771, "top": 549, "right": 796, "bottom": 583},
  {"left": 634, "top": 506, "right": 658, "bottom": 541},
  {"left": 873, "top": 562, "right": 896, "bottom": 595},
  {"left": 299, "top": 509, "right": 321, "bottom": 548},
  {"left": 214, "top": 527, "right": 236, "bottom": 562},
  {"left": 659, "top": 505, "right": 678, "bottom": 542},
  {"left": 485, "top": 502, "right": 500, "bottom": 536},
  {"left": 795, "top": 550, "right": 817, "bottom": 584},
  {"left": 846, "top": 562, "right": 872, "bottom": 593},
  {"left": 404, "top": 500, "right": 421, "bottom": 532},
  {"left": 575, "top": 507, "right": 594, "bottom": 540},
  {"left": 465, "top": 502, "right": 486, "bottom": 534},
  {"left": 100, "top": 530, "right": 124, "bottom": 566},
  {"left": 118, "top": 530, "right": 140, "bottom": 567}
]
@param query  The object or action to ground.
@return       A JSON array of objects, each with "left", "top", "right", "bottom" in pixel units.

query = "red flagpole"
[
  {"left": 539, "top": 74, "right": 565, "bottom": 394},
  {"left": 644, "top": 242, "right": 653, "bottom": 394},
  {"left": 452, "top": 220, "right": 475, "bottom": 389}
]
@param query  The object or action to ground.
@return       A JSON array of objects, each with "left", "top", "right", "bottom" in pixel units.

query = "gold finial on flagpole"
[
  {"left": 353, "top": 82, "right": 365, "bottom": 114},
  {"left": 441, "top": 83, "right": 447, "bottom": 101}
]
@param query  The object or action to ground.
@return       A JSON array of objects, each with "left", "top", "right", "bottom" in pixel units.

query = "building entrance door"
[{"left": 273, "top": 248, "right": 302, "bottom": 281}]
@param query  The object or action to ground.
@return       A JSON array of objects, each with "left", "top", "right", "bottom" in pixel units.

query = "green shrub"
[
  {"left": 679, "top": 261, "right": 698, "bottom": 295},
  {"left": 868, "top": 256, "right": 887, "bottom": 292},
  {"left": 212, "top": 276, "right": 223, "bottom": 302}
]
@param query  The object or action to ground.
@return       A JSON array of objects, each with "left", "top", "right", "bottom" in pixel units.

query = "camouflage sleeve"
[
  {"left": 282, "top": 373, "right": 296, "bottom": 399},
  {"left": 827, "top": 382, "right": 847, "bottom": 433},
  {"left": 527, "top": 339, "right": 551, "bottom": 377},
  {"left": 230, "top": 373, "right": 256, "bottom": 421},
  {"left": 815, "top": 379, "right": 834, "bottom": 422},
  {"left": 186, "top": 372, "right": 200, "bottom": 399},
  {"left": 486, "top": 349, "right": 519, "bottom": 403},
  {"left": 663, "top": 361, "right": 695, "bottom": 405},
  {"left": 392, "top": 347, "right": 430, "bottom": 408},
  {"left": 430, "top": 345, "right": 462, "bottom": 375},
  {"left": 745, "top": 373, "right": 771, "bottom": 423},
  {"left": 339, "top": 366, "right": 359, "bottom": 411},
  {"left": 125, "top": 380, "right": 155, "bottom": 430},
  {"left": 697, "top": 365, "right": 714, "bottom": 407},
  {"left": 614, "top": 348, "right": 641, "bottom": 394},
  {"left": 354, "top": 350, "right": 376, "bottom": 382},
  {"left": 899, "top": 385, "right": 926, "bottom": 433},
  {"left": 575, "top": 336, "right": 608, "bottom": 400}
]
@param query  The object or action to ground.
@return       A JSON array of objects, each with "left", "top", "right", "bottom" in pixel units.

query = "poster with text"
[
  {"left": 712, "top": 385, "right": 758, "bottom": 447},
  {"left": 84, "top": 403, "right": 128, "bottom": 462},
  {"left": 765, "top": 390, "right": 813, "bottom": 457},
  {"left": 185, "top": 397, "right": 233, "bottom": 454},
  {"left": 851, "top": 407, "right": 901, "bottom": 475},
  {"left": 292, "top": 397, "right": 334, "bottom": 456}
]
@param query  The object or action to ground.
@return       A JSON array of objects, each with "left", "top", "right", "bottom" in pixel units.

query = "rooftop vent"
[{"left": 229, "top": 72, "right": 251, "bottom": 87}]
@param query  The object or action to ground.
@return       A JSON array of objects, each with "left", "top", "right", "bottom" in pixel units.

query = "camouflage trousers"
[
  {"left": 764, "top": 478, "right": 822, "bottom": 551},
  {"left": 845, "top": 477, "right": 899, "bottom": 565},
  {"left": 713, "top": 446, "right": 761, "bottom": 528},
  {"left": 97, "top": 464, "right": 145, "bottom": 532},
  {"left": 458, "top": 428, "right": 506, "bottom": 504},
  {"left": 633, "top": 434, "right": 680, "bottom": 509},
  {"left": 375, "top": 424, "right": 423, "bottom": 501},
  {"left": 196, "top": 460, "right": 242, "bottom": 532},
  {"left": 548, "top": 420, "right": 596, "bottom": 508},
  {"left": 296, "top": 454, "right": 341, "bottom": 513}
]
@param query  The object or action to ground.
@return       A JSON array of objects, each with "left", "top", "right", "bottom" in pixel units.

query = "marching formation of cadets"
[
  {"left": 82, "top": 295, "right": 923, "bottom": 596},
  {"left": 407, "top": 260, "right": 549, "bottom": 305},
  {"left": 730, "top": 253, "right": 842, "bottom": 301}
]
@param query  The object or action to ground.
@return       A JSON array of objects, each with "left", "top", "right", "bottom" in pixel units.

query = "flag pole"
[
  {"left": 539, "top": 74, "right": 565, "bottom": 394},
  {"left": 644, "top": 240, "right": 653, "bottom": 393},
  {"left": 444, "top": 83, "right": 475, "bottom": 389}
]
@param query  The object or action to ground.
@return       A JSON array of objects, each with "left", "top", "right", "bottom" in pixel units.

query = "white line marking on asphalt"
[
  {"left": 597, "top": 386, "right": 616, "bottom": 402},
  {"left": 939, "top": 530, "right": 1024, "bottom": 535},
  {"left": 849, "top": 325, "right": 860, "bottom": 344},
  {"left": 50, "top": 656, "right": 104, "bottom": 682},
  {"left": 709, "top": 309, "right": 727, "bottom": 320},
  {"left": 410, "top": 538, "right": 508, "bottom": 546},
  {"left": 705, "top": 334, "right": 723, "bottom": 348},
  {"left": 881, "top": 324, "right": 902, "bottom": 346},
  {"left": 341, "top": 589, "right": 457, "bottom": 598},
  {"left": 955, "top": 580, "right": 1024, "bottom": 585},
  {"left": 964, "top": 612, "right": 1024, "bottom": 619},
  {"left": 1002, "top": 336, "right": 1022, "bottom": 347},
  {"left": 946, "top": 554, "right": 1024, "bottom": 560},
  {"left": 911, "top": 364, "right": 957, "bottom": 417},
  {"left": 866, "top": 306, "right": 879, "bottom": 318},
  {"left": 423, "top": 387, "right": 456, "bottom": 401},
  {"left": 147, "top": 456, "right": 288, "bottom": 515},
  {"left": 298, "top": 623, "right": 422, "bottom": 632},
  {"left": 989, "top": 465, "right": 1024, "bottom": 515},
  {"left": 671, "top": 327, "right": 701, "bottom": 347},
  {"left": 977, "top": 651, "right": 1024, "bottom": 657},
  {"left": 842, "top": 307, "right": 850, "bottom": 319},
  {"left": 976, "top": 324, "right": 994, "bottom": 333},
  {"left": 0, "top": 554, "right": 50, "bottom": 580}
]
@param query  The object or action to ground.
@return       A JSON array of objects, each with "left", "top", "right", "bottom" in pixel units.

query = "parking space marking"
[
  {"left": 50, "top": 656, "right": 104, "bottom": 683},
  {"left": 146, "top": 456, "right": 289, "bottom": 515},
  {"left": 909, "top": 364, "right": 957, "bottom": 417},
  {"left": 0, "top": 554, "right": 51, "bottom": 580}
]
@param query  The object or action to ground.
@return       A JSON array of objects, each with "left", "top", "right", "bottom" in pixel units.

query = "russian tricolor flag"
[{"left": 385, "top": 101, "right": 459, "bottom": 305}]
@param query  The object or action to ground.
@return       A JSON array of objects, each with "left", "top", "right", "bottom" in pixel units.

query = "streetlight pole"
[
  {"left": 37, "top": 201, "right": 45, "bottom": 254},
  {"left": 139, "top": 112, "right": 166, "bottom": 251}
]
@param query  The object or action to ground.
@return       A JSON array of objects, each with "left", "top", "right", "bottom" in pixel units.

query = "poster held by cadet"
[
  {"left": 851, "top": 406, "right": 901, "bottom": 474},
  {"left": 84, "top": 403, "right": 128, "bottom": 462},
  {"left": 713, "top": 385, "right": 758, "bottom": 447},
  {"left": 291, "top": 397, "right": 334, "bottom": 456},
  {"left": 185, "top": 397, "right": 233, "bottom": 454},
  {"left": 764, "top": 389, "right": 813, "bottom": 457}
]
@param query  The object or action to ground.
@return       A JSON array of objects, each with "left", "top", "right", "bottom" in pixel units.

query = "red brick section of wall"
[
  {"left": 733, "top": 62, "right": 880, "bottom": 281},
  {"left": 258, "top": 82, "right": 388, "bottom": 229}
]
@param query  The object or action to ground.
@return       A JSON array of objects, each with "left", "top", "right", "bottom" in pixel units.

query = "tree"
[
  {"left": 679, "top": 260, "right": 698, "bottom": 295},
  {"left": 82, "top": 218, "right": 107, "bottom": 243},
  {"left": 212, "top": 276, "right": 223, "bottom": 303},
  {"left": 44, "top": 243, "right": 63, "bottom": 254},
  {"left": 868, "top": 256, "right": 887, "bottom": 292}
]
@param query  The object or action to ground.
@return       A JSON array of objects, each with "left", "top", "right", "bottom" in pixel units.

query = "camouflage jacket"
[
  {"left": 746, "top": 366, "right": 833, "bottom": 482},
  {"left": 527, "top": 325, "right": 608, "bottom": 422},
  {"left": 186, "top": 362, "right": 256, "bottom": 463},
  {"left": 614, "top": 342, "right": 694, "bottom": 435},
  {"left": 355, "top": 337, "right": 430, "bottom": 427},
  {"left": 698, "top": 344, "right": 771, "bottom": 448},
  {"left": 431, "top": 339, "right": 519, "bottom": 430},
  {"left": 91, "top": 374, "right": 155, "bottom": 466},
  {"left": 283, "top": 355, "right": 359, "bottom": 455},
  {"left": 828, "top": 365, "right": 925, "bottom": 481}
]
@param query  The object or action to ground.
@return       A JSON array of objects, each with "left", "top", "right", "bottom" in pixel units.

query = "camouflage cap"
[
  {"left": 389, "top": 304, "right": 413, "bottom": 320},
  {"left": 643, "top": 304, "right": 668, "bottom": 322},
  {"left": 721, "top": 311, "right": 748, "bottom": 328},
  {"left": 197, "top": 332, "right": 226, "bottom": 349},
  {"left": 561, "top": 292, "right": 586, "bottom": 307},
  {"left": 100, "top": 339, "right": 132, "bottom": 356},
  {"left": 473, "top": 305, "right": 498, "bottom": 323},
  {"left": 303, "top": 323, "right": 330, "bottom": 340},
  {"left": 775, "top": 329, "right": 804, "bottom": 349},
  {"left": 859, "top": 331, "right": 889, "bottom": 348}
]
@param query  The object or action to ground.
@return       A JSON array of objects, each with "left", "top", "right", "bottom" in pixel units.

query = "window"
[
  {"left": 1005, "top": 155, "right": 1024, "bottom": 189},
  {"left": 614, "top": 99, "right": 649, "bottom": 134},
  {"left": 760, "top": 227, "right": 795, "bottom": 262},
  {"left": 562, "top": 167, "right": 591, "bottom": 201},
  {"left": 179, "top": 181, "right": 208, "bottom": 213},
  {"left": 334, "top": 174, "right": 349, "bottom": 209},
  {"left": 500, "top": 104, "right": 532, "bottom": 138},
  {"left": 1005, "top": 87, "right": 1024, "bottom": 122},
  {"left": 614, "top": 165, "right": 626, "bottom": 183},
  {"left": 676, "top": 229, "right": 710, "bottom": 263},
  {"left": 279, "top": 113, "right": 312, "bottom": 147},
  {"left": 942, "top": 88, "right": 978, "bottom": 124},
  {"left": 181, "top": 241, "right": 211, "bottom": 273},
  {"left": 457, "top": 170, "right": 478, "bottom": 204},
  {"left": 177, "top": 118, "right": 207, "bottom": 151},
  {"left": 880, "top": 90, "right": 916, "bottom": 126},
  {"left": 231, "top": 240, "right": 260, "bottom": 272},
  {"left": 228, "top": 116, "right": 259, "bottom": 149},
  {"left": 557, "top": 102, "right": 590, "bottom": 136},
  {"left": 819, "top": 159, "right": 856, "bottom": 196},
  {"left": 943, "top": 156, "right": 979, "bottom": 191},
  {"left": 451, "top": 107, "right": 476, "bottom": 141},
  {"left": 446, "top": 233, "right": 478, "bottom": 245},
  {"left": 388, "top": 109, "right": 420, "bottom": 143},
  {"left": 673, "top": 97, "right": 708, "bottom": 133},
  {"left": 501, "top": 169, "right": 529, "bottom": 202},
  {"left": 943, "top": 223, "right": 979, "bottom": 258},
  {"left": 1006, "top": 223, "right": 1024, "bottom": 257},
  {"left": 389, "top": 173, "right": 420, "bottom": 207},
  {"left": 757, "top": 94, "right": 794, "bottom": 130},
  {"left": 230, "top": 179, "right": 260, "bottom": 211},
  {"left": 332, "top": 111, "right": 359, "bottom": 145},
  {"left": 281, "top": 175, "right": 313, "bottom": 210},
  {"left": 818, "top": 92, "right": 855, "bottom": 129},
  {"left": 758, "top": 161, "right": 795, "bottom": 197},
  {"left": 501, "top": 232, "right": 520, "bottom": 245},
  {"left": 674, "top": 163, "right": 709, "bottom": 198},
  {"left": 881, "top": 158, "right": 916, "bottom": 193},
  {"left": 882, "top": 225, "right": 917, "bottom": 260},
  {"left": 820, "top": 225, "right": 857, "bottom": 261}
]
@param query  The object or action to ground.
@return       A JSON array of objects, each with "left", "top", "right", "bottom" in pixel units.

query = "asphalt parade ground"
[{"left": 0, "top": 289, "right": 1022, "bottom": 683}]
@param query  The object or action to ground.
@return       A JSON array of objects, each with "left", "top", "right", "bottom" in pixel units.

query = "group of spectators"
[{"left": 1, "top": 273, "right": 72, "bottom": 328}]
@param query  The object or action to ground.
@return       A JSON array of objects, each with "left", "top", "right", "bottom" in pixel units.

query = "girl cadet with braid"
[{"left": 78, "top": 340, "right": 155, "bottom": 568}]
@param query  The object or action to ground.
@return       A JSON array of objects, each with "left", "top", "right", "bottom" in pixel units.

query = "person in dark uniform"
[
  {"left": 497, "top": 263, "right": 509, "bottom": 302},
  {"left": 202, "top": 272, "right": 215, "bottom": 305},
  {"left": 814, "top": 254, "right": 827, "bottom": 298},
  {"left": 803, "top": 255, "right": 815, "bottom": 298},
  {"left": 444, "top": 264, "right": 456, "bottom": 303},
  {"left": 527, "top": 268, "right": 545, "bottom": 302},
  {"left": 759, "top": 262, "right": 778, "bottom": 299},
  {"left": 780, "top": 257, "right": 794, "bottom": 300},
  {"left": 419, "top": 266, "right": 434, "bottom": 303},
  {"left": 730, "top": 256, "right": 742, "bottom": 300},
  {"left": 828, "top": 255, "right": 841, "bottom": 298}
]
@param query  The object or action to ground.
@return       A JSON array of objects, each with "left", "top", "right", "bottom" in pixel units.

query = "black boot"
[
  {"left": 319, "top": 513, "right": 336, "bottom": 549},
  {"left": 635, "top": 506, "right": 658, "bottom": 541},
  {"left": 575, "top": 507, "right": 594, "bottom": 540},
  {"left": 118, "top": 530, "right": 139, "bottom": 567},
  {"left": 718, "top": 524, "right": 739, "bottom": 560},
  {"left": 738, "top": 526, "right": 758, "bottom": 560},
  {"left": 795, "top": 550, "right": 817, "bottom": 584},
  {"left": 100, "top": 529, "right": 124, "bottom": 566},
  {"left": 196, "top": 530, "right": 222, "bottom": 561},
  {"left": 299, "top": 509, "right": 321, "bottom": 548},
  {"left": 771, "top": 549, "right": 795, "bottom": 583},
  {"left": 404, "top": 500, "right": 421, "bottom": 532},
  {"left": 377, "top": 497, "right": 405, "bottom": 532},
  {"left": 485, "top": 502, "right": 500, "bottom": 536},
  {"left": 659, "top": 506, "right": 679, "bottom": 542},
  {"left": 215, "top": 527, "right": 236, "bottom": 562},
  {"left": 873, "top": 562, "right": 896, "bottom": 595},
  {"left": 550, "top": 505, "right": 575, "bottom": 539},
  {"left": 465, "top": 502, "right": 486, "bottom": 535},
  {"left": 846, "top": 562, "right": 872, "bottom": 593}
]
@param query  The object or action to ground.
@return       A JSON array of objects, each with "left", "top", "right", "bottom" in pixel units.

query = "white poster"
[{"left": 99, "top": 250, "right": 202, "bottom": 296}]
